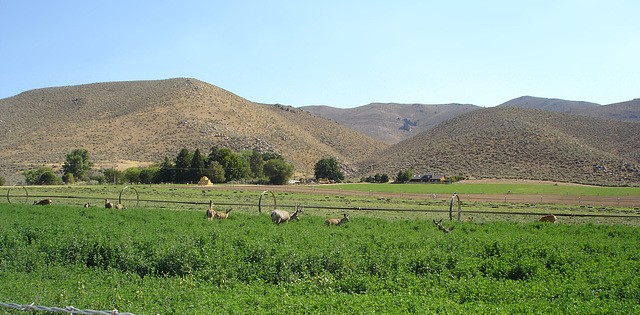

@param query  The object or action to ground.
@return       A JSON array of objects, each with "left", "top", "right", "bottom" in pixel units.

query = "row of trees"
[{"left": 22, "top": 148, "right": 296, "bottom": 186}]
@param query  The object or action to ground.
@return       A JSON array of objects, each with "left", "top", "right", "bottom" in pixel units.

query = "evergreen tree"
[
  {"left": 190, "top": 148, "right": 206, "bottom": 183},
  {"left": 155, "top": 157, "right": 175, "bottom": 183},
  {"left": 174, "top": 148, "right": 191, "bottom": 183}
]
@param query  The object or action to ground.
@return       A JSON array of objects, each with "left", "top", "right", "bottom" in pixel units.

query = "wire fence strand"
[{"left": 0, "top": 302, "right": 135, "bottom": 315}]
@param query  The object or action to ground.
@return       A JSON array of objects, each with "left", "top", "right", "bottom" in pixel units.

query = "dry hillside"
[
  {"left": 0, "top": 78, "right": 389, "bottom": 183},
  {"left": 357, "top": 107, "right": 640, "bottom": 186},
  {"left": 499, "top": 96, "right": 640, "bottom": 122},
  {"left": 301, "top": 103, "right": 480, "bottom": 143}
]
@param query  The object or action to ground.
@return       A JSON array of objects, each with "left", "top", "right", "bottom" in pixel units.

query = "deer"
[
  {"left": 325, "top": 214, "right": 350, "bottom": 226},
  {"left": 115, "top": 203, "right": 126, "bottom": 210},
  {"left": 214, "top": 208, "right": 232, "bottom": 219},
  {"left": 84, "top": 203, "right": 92, "bottom": 208},
  {"left": 433, "top": 219, "right": 454, "bottom": 234},
  {"left": 206, "top": 200, "right": 215, "bottom": 221},
  {"left": 271, "top": 203, "right": 303, "bottom": 225},
  {"left": 33, "top": 199, "right": 52, "bottom": 205},
  {"left": 104, "top": 199, "right": 114, "bottom": 209},
  {"left": 539, "top": 214, "right": 557, "bottom": 223}
]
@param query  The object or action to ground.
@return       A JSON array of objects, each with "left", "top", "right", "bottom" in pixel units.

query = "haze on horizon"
[{"left": 1, "top": 0, "right": 638, "bottom": 108}]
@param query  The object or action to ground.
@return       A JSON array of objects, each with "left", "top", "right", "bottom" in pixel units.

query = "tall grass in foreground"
[{"left": 1, "top": 204, "right": 639, "bottom": 314}]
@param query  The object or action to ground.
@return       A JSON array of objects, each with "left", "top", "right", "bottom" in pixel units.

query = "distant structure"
[
  {"left": 410, "top": 174, "right": 446, "bottom": 183},
  {"left": 197, "top": 176, "right": 213, "bottom": 186}
]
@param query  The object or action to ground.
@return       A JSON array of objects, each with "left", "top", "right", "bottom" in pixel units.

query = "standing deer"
[
  {"left": 214, "top": 208, "right": 232, "bottom": 219},
  {"left": 206, "top": 200, "right": 215, "bottom": 221},
  {"left": 271, "top": 204, "right": 303, "bottom": 225},
  {"left": 325, "top": 214, "right": 350, "bottom": 226},
  {"left": 104, "top": 199, "right": 114, "bottom": 209},
  {"left": 539, "top": 214, "right": 557, "bottom": 223}
]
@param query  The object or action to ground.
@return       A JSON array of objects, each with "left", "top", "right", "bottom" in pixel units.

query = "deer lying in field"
[
  {"left": 539, "top": 214, "right": 557, "bottom": 223},
  {"left": 33, "top": 199, "right": 52, "bottom": 205},
  {"left": 115, "top": 203, "right": 126, "bottom": 210},
  {"left": 206, "top": 200, "right": 215, "bottom": 221},
  {"left": 105, "top": 199, "right": 114, "bottom": 209},
  {"left": 84, "top": 203, "right": 92, "bottom": 208},
  {"left": 271, "top": 204, "right": 303, "bottom": 225},
  {"left": 325, "top": 214, "right": 350, "bottom": 226},
  {"left": 214, "top": 208, "right": 232, "bottom": 219},
  {"left": 433, "top": 219, "right": 454, "bottom": 234}
]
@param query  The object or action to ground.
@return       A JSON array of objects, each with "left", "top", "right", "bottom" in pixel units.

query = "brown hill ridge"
[
  {"left": 0, "top": 78, "right": 389, "bottom": 182},
  {"left": 357, "top": 107, "right": 640, "bottom": 186},
  {"left": 301, "top": 103, "right": 481, "bottom": 144}
]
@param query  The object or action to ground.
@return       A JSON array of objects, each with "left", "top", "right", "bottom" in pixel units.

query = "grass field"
[
  {"left": 1, "top": 203, "right": 639, "bottom": 314},
  {"left": 315, "top": 182, "right": 640, "bottom": 196}
]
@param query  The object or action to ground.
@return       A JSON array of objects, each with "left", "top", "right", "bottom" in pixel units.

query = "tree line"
[{"left": 21, "top": 147, "right": 296, "bottom": 185}]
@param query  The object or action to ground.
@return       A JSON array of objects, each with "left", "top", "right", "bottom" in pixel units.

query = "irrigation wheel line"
[
  {"left": 6, "top": 184, "right": 29, "bottom": 205},
  {"left": 258, "top": 190, "right": 277, "bottom": 213},
  {"left": 450, "top": 193, "right": 462, "bottom": 221},
  {"left": 118, "top": 186, "right": 140, "bottom": 208}
]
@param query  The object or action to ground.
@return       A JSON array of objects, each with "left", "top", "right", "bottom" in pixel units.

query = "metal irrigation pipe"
[{"left": 6, "top": 184, "right": 28, "bottom": 205}]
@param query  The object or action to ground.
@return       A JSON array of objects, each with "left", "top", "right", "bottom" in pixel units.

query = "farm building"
[{"left": 410, "top": 173, "right": 446, "bottom": 183}]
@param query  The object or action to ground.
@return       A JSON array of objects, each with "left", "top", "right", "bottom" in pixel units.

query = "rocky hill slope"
[
  {"left": 0, "top": 78, "right": 389, "bottom": 182},
  {"left": 301, "top": 103, "right": 481, "bottom": 144},
  {"left": 357, "top": 107, "right": 640, "bottom": 186}
]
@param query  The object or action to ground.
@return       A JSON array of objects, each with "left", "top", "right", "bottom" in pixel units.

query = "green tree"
[
  {"left": 0, "top": 176, "right": 5, "bottom": 186},
  {"left": 314, "top": 157, "right": 344, "bottom": 182},
  {"left": 104, "top": 168, "right": 124, "bottom": 185},
  {"left": 62, "top": 173, "right": 75, "bottom": 184},
  {"left": 380, "top": 174, "right": 390, "bottom": 183},
  {"left": 396, "top": 169, "right": 412, "bottom": 183},
  {"left": 23, "top": 167, "right": 61, "bottom": 185},
  {"left": 190, "top": 148, "right": 206, "bottom": 183},
  {"left": 209, "top": 147, "right": 244, "bottom": 181},
  {"left": 155, "top": 157, "right": 175, "bottom": 184},
  {"left": 204, "top": 160, "right": 226, "bottom": 183},
  {"left": 62, "top": 149, "right": 93, "bottom": 181},
  {"left": 264, "top": 159, "right": 294, "bottom": 185},
  {"left": 38, "top": 171, "right": 61, "bottom": 185},
  {"left": 250, "top": 150, "right": 265, "bottom": 179},
  {"left": 174, "top": 148, "right": 192, "bottom": 184},
  {"left": 139, "top": 166, "right": 158, "bottom": 185},
  {"left": 124, "top": 167, "right": 141, "bottom": 184}
]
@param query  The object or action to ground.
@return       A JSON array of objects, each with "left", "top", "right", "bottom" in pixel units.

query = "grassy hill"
[
  {"left": 357, "top": 107, "right": 640, "bottom": 186},
  {"left": 301, "top": 102, "right": 481, "bottom": 144},
  {"left": 0, "top": 78, "right": 389, "bottom": 182}
]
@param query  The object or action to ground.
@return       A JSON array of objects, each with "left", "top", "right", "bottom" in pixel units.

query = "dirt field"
[{"left": 195, "top": 184, "right": 640, "bottom": 208}]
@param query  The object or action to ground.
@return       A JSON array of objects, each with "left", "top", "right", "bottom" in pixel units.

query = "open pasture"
[{"left": 1, "top": 202, "right": 639, "bottom": 314}]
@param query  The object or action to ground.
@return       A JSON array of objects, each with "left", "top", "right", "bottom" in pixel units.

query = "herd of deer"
[{"left": 29, "top": 198, "right": 557, "bottom": 228}]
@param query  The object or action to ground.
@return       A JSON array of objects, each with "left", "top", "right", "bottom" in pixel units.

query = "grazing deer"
[
  {"left": 33, "top": 199, "right": 52, "bottom": 205},
  {"left": 539, "top": 214, "right": 557, "bottom": 223},
  {"left": 433, "top": 219, "right": 454, "bottom": 234},
  {"left": 271, "top": 204, "right": 303, "bottom": 225},
  {"left": 214, "top": 208, "right": 232, "bottom": 219},
  {"left": 104, "top": 199, "right": 114, "bottom": 209},
  {"left": 206, "top": 200, "right": 215, "bottom": 221},
  {"left": 325, "top": 214, "right": 350, "bottom": 226}
]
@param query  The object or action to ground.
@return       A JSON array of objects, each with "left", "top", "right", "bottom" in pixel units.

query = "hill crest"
[{"left": 0, "top": 78, "right": 389, "bottom": 183}]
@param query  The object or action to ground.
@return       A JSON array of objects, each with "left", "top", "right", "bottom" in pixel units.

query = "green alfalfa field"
[{"left": 1, "top": 184, "right": 640, "bottom": 314}]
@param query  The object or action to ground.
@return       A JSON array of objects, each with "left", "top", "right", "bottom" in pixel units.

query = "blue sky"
[{"left": 1, "top": 0, "right": 638, "bottom": 108}]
